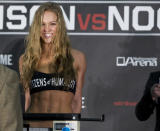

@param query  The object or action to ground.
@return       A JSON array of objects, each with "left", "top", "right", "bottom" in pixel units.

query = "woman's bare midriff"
[{"left": 27, "top": 90, "right": 74, "bottom": 128}]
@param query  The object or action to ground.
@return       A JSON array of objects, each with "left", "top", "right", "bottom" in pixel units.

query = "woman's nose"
[{"left": 44, "top": 24, "right": 50, "bottom": 32}]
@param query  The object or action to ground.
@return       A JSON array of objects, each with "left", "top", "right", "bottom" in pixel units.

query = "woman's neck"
[{"left": 41, "top": 43, "right": 54, "bottom": 57}]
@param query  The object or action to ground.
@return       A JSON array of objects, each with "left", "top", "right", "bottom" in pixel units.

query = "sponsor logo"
[
  {"left": 31, "top": 77, "right": 76, "bottom": 89},
  {"left": 116, "top": 56, "right": 157, "bottom": 67}
]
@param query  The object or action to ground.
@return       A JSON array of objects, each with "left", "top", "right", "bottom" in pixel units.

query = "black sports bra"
[{"left": 30, "top": 71, "right": 76, "bottom": 94}]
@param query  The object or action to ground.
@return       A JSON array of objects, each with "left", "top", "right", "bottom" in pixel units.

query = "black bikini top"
[{"left": 30, "top": 71, "right": 76, "bottom": 94}]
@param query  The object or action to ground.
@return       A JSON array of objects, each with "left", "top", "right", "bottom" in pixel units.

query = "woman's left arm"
[{"left": 72, "top": 52, "right": 87, "bottom": 113}]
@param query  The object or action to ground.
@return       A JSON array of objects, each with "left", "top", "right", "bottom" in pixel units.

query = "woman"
[{"left": 19, "top": 2, "right": 86, "bottom": 128}]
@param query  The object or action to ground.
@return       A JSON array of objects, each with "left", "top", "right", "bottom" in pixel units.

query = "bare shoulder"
[
  {"left": 71, "top": 48, "right": 86, "bottom": 71},
  {"left": 71, "top": 48, "right": 86, "bottom": 60},
  {"left": 19, "top": 54, "right": 24, "bottom": 74},
  {"left": 19, "top": 54, "right": 24, "bottom": 65}
]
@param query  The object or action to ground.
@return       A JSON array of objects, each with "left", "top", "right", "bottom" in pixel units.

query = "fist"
[{"left": 151, "top": 84, "right": 160, "bottom": 101}]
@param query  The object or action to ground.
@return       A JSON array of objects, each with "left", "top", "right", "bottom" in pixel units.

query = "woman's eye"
[{"left": 51, "top": 23, "right": 56, "bottom": 25}]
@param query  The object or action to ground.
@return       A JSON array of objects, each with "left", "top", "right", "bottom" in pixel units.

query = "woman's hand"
[{"left": 151, "top": 84, "right": 160, "bottom": 102}]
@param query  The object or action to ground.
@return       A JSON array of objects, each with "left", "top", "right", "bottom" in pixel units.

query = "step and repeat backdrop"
[{"left": 1, "top": 0, "right": 160, "bottom": 131}]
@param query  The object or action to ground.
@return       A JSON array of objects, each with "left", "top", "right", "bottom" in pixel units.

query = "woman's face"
[{"left": 41, "top": 10, "right": 57, "bottom": 44}]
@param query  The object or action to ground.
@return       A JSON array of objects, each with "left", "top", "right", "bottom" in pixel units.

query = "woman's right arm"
[
  {"left": 24, "top": 87, "right": 31, "bottom": 112},
  {"left": 19, "top": 55, "right": 31, "bottom": 112}
]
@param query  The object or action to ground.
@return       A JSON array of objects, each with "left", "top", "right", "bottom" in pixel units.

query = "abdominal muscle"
[{"left": 27, "top": 90, "right": 74, "bottom": 128}]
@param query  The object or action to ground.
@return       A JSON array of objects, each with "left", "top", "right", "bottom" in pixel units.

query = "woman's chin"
[{"left": 43, "top": 39, "right": 52, "bottom": 44}]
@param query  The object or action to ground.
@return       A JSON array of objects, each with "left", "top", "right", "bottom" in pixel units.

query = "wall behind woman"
[{"left": 0, "top": 0, "right": 160, "bottom": 131}]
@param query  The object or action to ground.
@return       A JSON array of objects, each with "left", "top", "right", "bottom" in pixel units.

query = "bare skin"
[
  {"left": 20, "top": 49, "right": 86, "bottom": 128},
  {"left": 19, "top": 10, "right": 86, "bottom": 128},
  {"left": 151, "top": 84, "right": 160, "bottom": 101}
]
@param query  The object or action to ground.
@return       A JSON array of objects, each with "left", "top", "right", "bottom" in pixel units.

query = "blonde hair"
[{"left": 21, "top": 2, "right": 75, "bottom": 90}]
